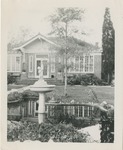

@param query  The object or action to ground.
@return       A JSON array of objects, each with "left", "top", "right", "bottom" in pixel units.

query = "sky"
[{"left": 6, "top": 0, "right": 119, "bottom": 47}]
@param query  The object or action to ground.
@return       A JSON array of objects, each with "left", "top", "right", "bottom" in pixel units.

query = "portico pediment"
[{"left": 13, "top": 33, "right": 58, "bottom": 53}]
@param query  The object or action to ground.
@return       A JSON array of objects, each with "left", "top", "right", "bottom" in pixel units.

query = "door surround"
[{"left": 35, "top": 54, "right": 49, "bottom": 78}]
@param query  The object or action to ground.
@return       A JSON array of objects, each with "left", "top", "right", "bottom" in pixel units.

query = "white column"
[
  {"left": 87, "top": 107, "right": 90, "bottom": 117},
  {"left": 73, "top": 106, "right": 75, "bottom": 115},
  {"left": 82, "top": 106, "right": 85, "bottom": 117},
  {"left": 78, "top": 106, "right": 79, "bottom": 117},
  {"left": 38, "top": 93, "right": 45, "bottom": 124}
]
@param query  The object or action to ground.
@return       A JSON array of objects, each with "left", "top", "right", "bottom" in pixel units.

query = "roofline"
[{"left": 13, "top": 33, "right": 59, "bottom": 50}]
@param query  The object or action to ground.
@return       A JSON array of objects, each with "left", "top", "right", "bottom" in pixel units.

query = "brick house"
[{"left": 7, "top": 33, "right": 102, "bottom": 81}]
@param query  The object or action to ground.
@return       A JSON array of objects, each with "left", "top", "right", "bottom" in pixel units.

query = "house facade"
[{"left": 7, "top": 33, "right": 102, "bottom": 80}]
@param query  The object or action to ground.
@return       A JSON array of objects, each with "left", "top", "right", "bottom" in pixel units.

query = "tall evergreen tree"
[{"left": 102, "top": 8, "right": 115, "bottom": 84}]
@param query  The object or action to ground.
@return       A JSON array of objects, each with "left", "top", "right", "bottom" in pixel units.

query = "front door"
[{"left": 35, "top": 58, "right": 49, "bottom": 78}]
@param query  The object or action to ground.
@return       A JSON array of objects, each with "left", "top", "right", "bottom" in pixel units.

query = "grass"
[
  {"left": 8, "top": 84, "right": 26, "bottom": 91},
  {"left": 90, "top": 86, "right": 114, "bottom": 105},
  {"left": 46, "top": 85, "right": 114, "bottom": 105},
  {"left": 8, "top": 83, "right": 114, "bottom": 105}
]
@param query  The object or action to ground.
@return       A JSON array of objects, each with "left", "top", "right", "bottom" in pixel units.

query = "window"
[
  {"left": 80, "top": 56, "right": 84, "bottom": 72},
  {"left": 68, "top": 55, "right": 94, "bottom": 73},
  {"left": 51, "top": 55, "right": 55, "bottom": 73},
  {"left": 75, "top": 56, "right": 79, "bottom": 72},
  {"left": 90, "top": 56, "right": 93, "bottom": 72},
  {"left": 16, "top": 57, "right": 21, "bottom": 71},
  {"left": 85, "top": 56, "right": 89, "bottom": 72},
  {"left": 29, "top": 56, "right": 33, "bottom": 72},
  {"left": 7, "top": 54, "right": 21, "bottom": 72}
]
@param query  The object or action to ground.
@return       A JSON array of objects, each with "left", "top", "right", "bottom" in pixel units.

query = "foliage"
[
  {"left": 67, "top": 74, "right": 106, "bottom": 86},
  {"left": 39, "top": 123, "right": 88, "bottom": 142},
  {"left": 7, "top": 121, "right": 88, "bottom": 142},
  {"left": 102, "top": 7, "right": 115, "bottom": 83},
  {"left": 100, "top": 111, "right": 114, "bottom": 143},
  {"left": 8, "top": 90, "right": 39, "bottom": 103},
  {"left": 49, "top": 8, "right": 84, "bottom": 96},
  {"left": 7, "top": 73, "right": 17, "bottom": 84},
  {"left": 7, "top": 121, "right": 39, "bottom": 141},
  {"left": 49, "top": 8, "right": 84, "bottom": 37},
  {"left": 22, "top": 90, "right": 39, "bottom": 101},
  {"left": 48, "top": 112, "right": 98, "bottom": 129},
  {"left": 8, "top": 92, "right": 23, "bottom": 102},
  {"left": 8, "top": 115, "right": 22, "bottom": 121}
]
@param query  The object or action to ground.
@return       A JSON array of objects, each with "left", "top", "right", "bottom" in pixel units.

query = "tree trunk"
[
  {"left": 64, "top": 22, "right": 68, "bottom": 96},
  {"left": 107, "top": 73, "right": 110, "bottom": 84},
  {"left": 64, "top": 54, "right": 67, "bottom": 96}
]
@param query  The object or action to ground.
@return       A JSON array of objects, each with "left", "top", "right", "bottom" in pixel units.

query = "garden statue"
[{"left": 38, "top": 65, "right": 43, "bottom": 80}]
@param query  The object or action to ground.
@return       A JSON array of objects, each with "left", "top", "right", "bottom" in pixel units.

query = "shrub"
[
  {"left": 8, "top": 92, "right": 23, "bottom": 102},
  {"left": 67, "top": 74, "right": 105, "bottom": 86},
  {"left": 48, "top": 109, "right": 98, "bottom": 129},
  {"left": 7, "top": 90, "right": 39, "bottom": 103},
  {"left": 39, "top": 123, "right": 88, "bottom": 142},
  {"left": 7, "top": 121, "right": 88, "bottom": 142},
  {"left": 7, "top": 73, "right": 17, "bottom": 84},
  {"left": 22, "top": 90, "right": 39, "bottom": 101},
  {"left": 8, "top": 115, "right": 22, "bottom": 121}
]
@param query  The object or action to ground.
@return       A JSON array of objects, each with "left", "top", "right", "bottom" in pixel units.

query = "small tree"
[
  {"left": 49, "top": 8, "right": 84, "bottom": 96},
  {"left": 102, "top": 8, "right": 115, "bottom": 83}
]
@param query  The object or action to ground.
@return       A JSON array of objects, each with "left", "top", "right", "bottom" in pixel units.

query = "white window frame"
[
  {"left": 68, "top": 54, "right": 94, "bottom": 73},
  {"left": 7, "top": 54, "right": 21, "bottom": 72},
  {"left": 29, "top": 55, "right": 33, "bottom": 72},
  {"left": 51, "top": 55, "right": 55, "bottom": 73}
]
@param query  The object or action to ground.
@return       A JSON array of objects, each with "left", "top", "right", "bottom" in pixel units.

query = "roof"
[
  {"left": 12, "top": 33, "right": 102, "bottom": 53},
  {"left": 48, "top": 37, "right": 102, "bottom": 53},
  {"left": 13, "top": 33, "right": 59, "bottom": 50}
]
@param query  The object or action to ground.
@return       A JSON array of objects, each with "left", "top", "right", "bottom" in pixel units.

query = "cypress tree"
[{"left": 102, "top": 8, "right": 115, "bottom": 84}]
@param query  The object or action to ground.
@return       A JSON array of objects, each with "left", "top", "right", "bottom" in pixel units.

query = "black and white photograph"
[{"left": 1, "top": 0, "right": 123, "bottom": 149}]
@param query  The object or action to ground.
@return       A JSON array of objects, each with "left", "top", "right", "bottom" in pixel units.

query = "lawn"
[
  {"left": 8, "top": 83, "right": 114, "bottom": 105},
  {"left": 46, "top": 85, "right": 114, "bottom": 105},
  {"left": 90, "top": 86, "right": 114, "bottom": 105},
  {"left": 8, "top": 84, "right": 26, "bottom": 91}
]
